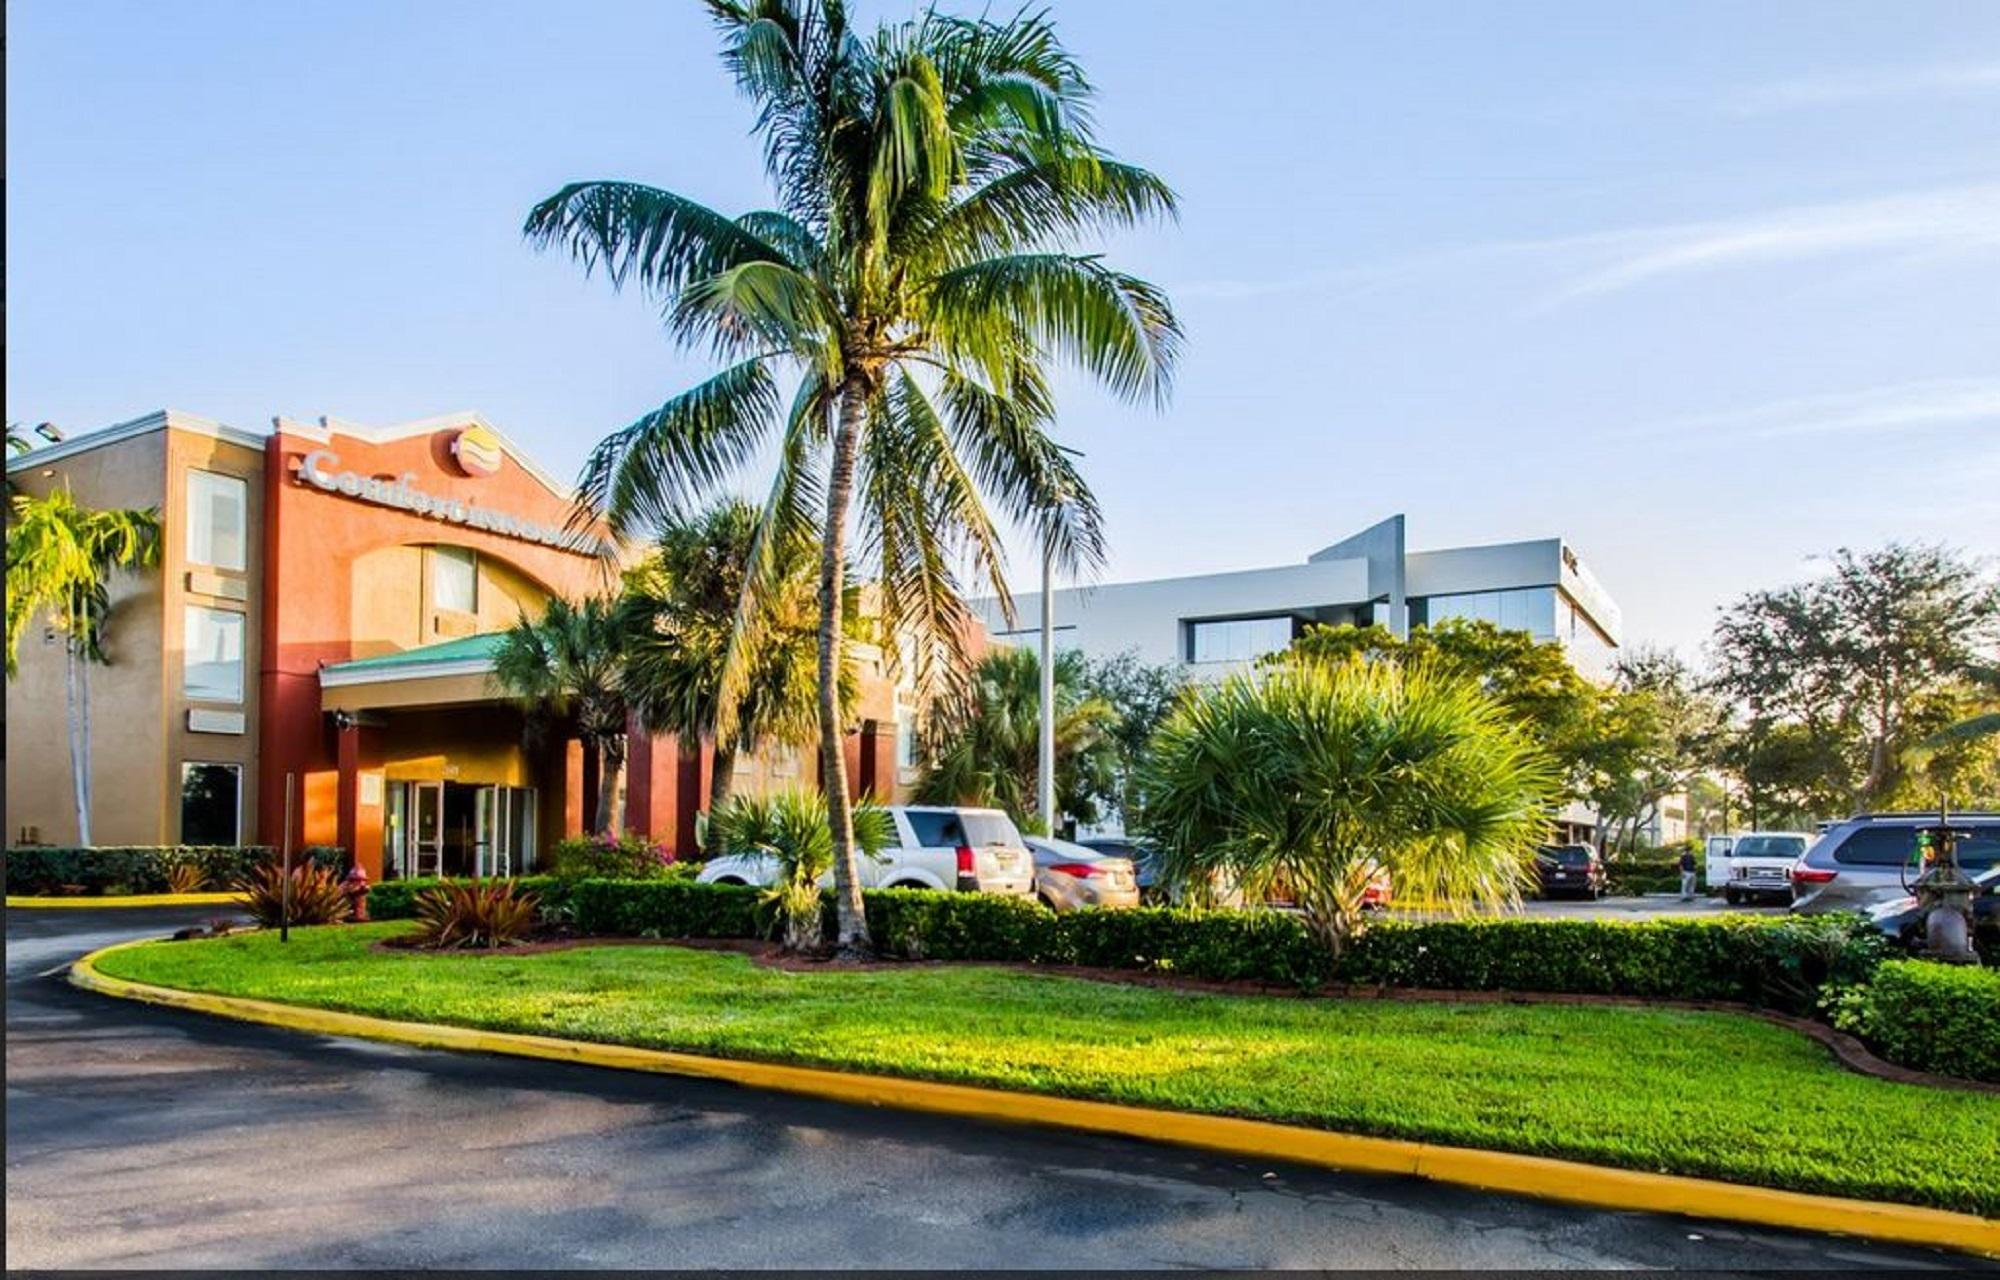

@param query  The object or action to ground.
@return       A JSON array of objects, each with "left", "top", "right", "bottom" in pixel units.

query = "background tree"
[
  {"left": 1710, "top": 543, "right": 2000, "bottom": 813},
  {"left": 1073, "top": 648, "right": 1189, "bottom": 824},
  {"left": 1583, "top": 648, "right": 1727, "bottom": 852},
  {"left": 5, "top": 487, "right": 162, "bottom": 844},
  {"left": 620, "top": 499, "right": 847, "bottom": 853},
  {"left": 528, "top": 1, "right": 1179, "bottom": 954},
  {"left": 1138, "top": 658, "right": 1557, "bottom": 954},
  {"left": 490, "top": 596, "right": 633, "bottom": 835},
  {"left": 914, "top": 645, "right": 1118, "bottom": 832}
]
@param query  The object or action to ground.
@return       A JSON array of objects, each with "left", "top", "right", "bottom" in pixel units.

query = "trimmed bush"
[
  {"left": 546, "top": 834, "right": 680, "bottom": 881},
  {"left": 368, "top": 876, "right": 567, "bottom": 921},
  {"left": 1058, "top": 907, "right": 1334, "bottom": 988},
  {"left": 4, "top": 845, "right": 344, "bottom": 896},
  {"left": 1828, "top": 960, "right": 2000, "bottom": 1082},
  {"left": 570, "top": 877, "right": 762, "bottom": 938},
  {"left": 860, "top": 889, "right": 1053, "bottom": 961}
]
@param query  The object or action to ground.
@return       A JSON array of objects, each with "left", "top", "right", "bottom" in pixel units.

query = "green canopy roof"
[{"left": 321, "top": 631, "right": 505, "bottom": 676}]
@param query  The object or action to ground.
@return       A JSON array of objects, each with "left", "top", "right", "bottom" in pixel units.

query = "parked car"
[
  {"left": 1534, "top": 844, "right": 1605, "bottom": 899},
  {"left": 1024, "top": 836, "right": 1140, "bottom": 911},
  {"left": 1790, "top": 813, "right": 2000, "bottom": 915},
  {"left": 696, "top": 805, "right": 1036, "bottom": 897},
  {"left": 1862, "top": 863, "right": 2000, "bottom": 954},
  {"left": 1720, "top": 832, "right": 1810, "bottom": 905},
  {"left": 1077, "top": 836, "right": 1164, "bottom": 900}
]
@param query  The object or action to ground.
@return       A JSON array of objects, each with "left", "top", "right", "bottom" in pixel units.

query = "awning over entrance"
[{"left": 320, "top": 632, "right": 505, "bottom": 711}]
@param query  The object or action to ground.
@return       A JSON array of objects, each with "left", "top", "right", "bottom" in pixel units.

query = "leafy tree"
[
  {"left": 1137, "top": 658, "right": 1558, "bottom": 955},
  {"left": 1710, "top": 543, "right": 2000, "bottom": 812},
  {"left": 1922, "top": 662, "right": 2000, "bottom": 751},
  {"left": 1284, "top": 618, "right": 1609, "bottom": 803},
  {"left": 490, "top": 596, "right": 633, "bottom": 836},
  {"left": 1072, "top": 648, "right": 1189, "bottom": 822},
  {"left": 1584, "top": 648, "right": 1727, "bottom": 852},
  {"left": 527, "top": 1, "right": 1178, "bottom": 954},
  {"left": 914, "top": 645, "right": 1118, "bottom": 832},
  {"left": 619, "top": 499, "right": 848, "bottom": 853},
  {"left": 709, "top": 788, "right": 891, "bottom": 951},
  {"left": 5, "top": 487, "right": 162, "bottom": 844}
]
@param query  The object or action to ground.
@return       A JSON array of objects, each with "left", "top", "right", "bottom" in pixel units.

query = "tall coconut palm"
[
  {"left": 1137, "top": 658, "right": 1559, "bottom": 955},
  {"left": 6, "top": 487, "right": 163, "bottom": 844},
  {"left": 528, "top": 1, "right": 1179, "bottom": 952},
  {"left": 490, "top": 595, "right": 633, "bottom": 835},
  {"left": 914, "top": 645, "right": 1117, "bottom": 832},
  {"left": 619, "top": 498, "right": 853, "bottom": 852}
]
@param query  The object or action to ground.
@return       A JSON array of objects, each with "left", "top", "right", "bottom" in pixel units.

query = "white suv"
[{"left": 695, "top": 804, "right": 1036, "bottom": 897}]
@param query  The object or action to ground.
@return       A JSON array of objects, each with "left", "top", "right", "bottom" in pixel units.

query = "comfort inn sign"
[{"left": 295, "top": 449, "right": 612, "bottom": 558}]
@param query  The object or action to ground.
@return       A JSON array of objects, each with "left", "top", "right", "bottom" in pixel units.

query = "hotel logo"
[{"left": 450, "top": 424, "right": 504, "bottom": 478}]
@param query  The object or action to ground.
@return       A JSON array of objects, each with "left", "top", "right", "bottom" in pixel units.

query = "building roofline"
[
  {"left": 272, "top": 410, "right": 573, "bottom": 503},
  {"left": 319, "top": 656, "right": 498, "bottom": 689},
  {"left": 6, "top": 409, "right": 266, "bottom": 473}
]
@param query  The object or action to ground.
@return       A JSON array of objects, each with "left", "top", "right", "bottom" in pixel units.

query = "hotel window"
[
  {"left": 180, "top": 762, "right": 241, "bottom": 845},
  {"left": 186, "top": 470, "right": 247, "bottom": 571},
  {"left": 1421, "top": 587, "right": 1556, "bottom": 640},
  {"left": 184, "top": 607, "right": 244, "bottom": 702},
  {"left": 1188, "top": 615, "right": 1295, "bottom": 663},
  {"left": 432, "top": 546, "right": 478, "bottom": 614}
]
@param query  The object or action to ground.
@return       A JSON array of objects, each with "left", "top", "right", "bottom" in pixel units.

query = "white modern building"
[{"left": 973, "top": 515, "right": 1622, "bottom": 681}]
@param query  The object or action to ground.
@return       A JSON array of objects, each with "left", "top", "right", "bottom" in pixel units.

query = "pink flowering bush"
[{"left": 547, "top": 833, "right": 682, "bottom": 881}]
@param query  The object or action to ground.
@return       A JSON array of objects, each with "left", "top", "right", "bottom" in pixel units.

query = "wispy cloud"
[
  {"left": 1721, "top": 61, "right": 2000, "bottom": 115},
  {"left": 1634, "top": 378, "right": 2000, "bottom": 443},
  {"left": 1542, "top": 183, "right": 2000, "bottom": 304}
]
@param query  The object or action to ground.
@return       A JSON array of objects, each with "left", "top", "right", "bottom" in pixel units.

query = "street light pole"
[{"left": 1039, "top": 535, "right": 1055, "bottom": 837}]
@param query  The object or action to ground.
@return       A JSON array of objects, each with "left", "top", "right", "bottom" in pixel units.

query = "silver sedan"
[{"left": 1024, "top": 836, "right": 1141, "bottom": 911}]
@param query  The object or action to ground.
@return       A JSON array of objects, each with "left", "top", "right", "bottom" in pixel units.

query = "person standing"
[{"left": 1679, "top": 845, "right": 1698, "bottom": 901}]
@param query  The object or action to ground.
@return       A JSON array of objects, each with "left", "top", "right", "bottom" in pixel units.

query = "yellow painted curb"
[
  {"left": 69, "top": 938, "right": 2000, "bottom": 1259},
  {"left": 8, "top": 892, "right": 243, "bottom": 909}
]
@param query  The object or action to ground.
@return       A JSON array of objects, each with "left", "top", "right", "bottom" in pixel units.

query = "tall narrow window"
[
  {"left": 184, "top": 607, "right": 244, "bottom": 702},
  {"left": 186, "top": 470, "right": 247, "bottom": 571},
  {"left": 180, "top": 763, "right": 241, "bottom": 845},
  {"left": 432, "top": 546, "right": 477, "bottom": 614}
]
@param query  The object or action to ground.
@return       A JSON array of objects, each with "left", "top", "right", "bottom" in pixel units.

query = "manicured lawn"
[{"left": 98, "top": 924, "right": 2000, "bottom": 1216}]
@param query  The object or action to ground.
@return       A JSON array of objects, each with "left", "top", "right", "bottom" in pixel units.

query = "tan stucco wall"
[
  {"left": 163, "top": 429, "right": 266, "bottom": 843},
  {"left": 346, "top": 543, "right": 550, "bottom": 660},
  {"left": 6, "top": 432, "right": 170, "bottom": 845}
]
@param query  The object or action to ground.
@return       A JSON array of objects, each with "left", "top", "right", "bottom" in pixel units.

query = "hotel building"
[{"left": 5, "top": 410, "right": 910, "bottom": 876}]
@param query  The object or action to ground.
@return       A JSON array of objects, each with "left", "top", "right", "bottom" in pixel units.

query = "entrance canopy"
[{"left": 320, "top": 632, "right": 505, "bottom": 712}]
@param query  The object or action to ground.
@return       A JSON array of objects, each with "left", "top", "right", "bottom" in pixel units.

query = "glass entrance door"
[
  {"left": 474, "top": 786, "right": 512, "bottom": 877},
  {"left": 412, "top": 782, "right": 444, "bottom": 877}
]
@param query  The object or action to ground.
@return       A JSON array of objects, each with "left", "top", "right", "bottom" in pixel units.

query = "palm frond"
[{"left": 524, "top": 182, "right": 784, "bottom": 300}]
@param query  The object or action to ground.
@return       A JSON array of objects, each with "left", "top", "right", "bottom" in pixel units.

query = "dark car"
[
  {"left": 1535, "top": 843, "right": 1605, "bottom": 900},
  {"left": 1862, "top": 863, "right": 2000, "bottom": 955}
]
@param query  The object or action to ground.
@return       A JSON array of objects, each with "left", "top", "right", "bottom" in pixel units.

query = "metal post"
[
  {"left": 280, "top": 772, "right": 295, "bottom": 943},
  {"left": 1039, "top": 536, "right": 1056, "bottom": 837}
]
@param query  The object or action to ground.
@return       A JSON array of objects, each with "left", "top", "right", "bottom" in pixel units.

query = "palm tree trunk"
[
  {"left": 705, "top": 740, "right": 737, "bottom": 856},
  {"left": 596, "top": 736, "right": 626, "bottom": 837},
  {"left": 65, "top": 640, "right": 92, "bottom": 846},
  {"left": 822, "top": 379, "right": 870, "bottom": 956}
]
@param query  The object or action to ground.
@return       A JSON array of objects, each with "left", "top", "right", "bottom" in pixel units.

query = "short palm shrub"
[
  {"left": 411, "top": 881, "right": 540, "bottom": 950},
  {"left": 709, "top": 790, "right": 892, "bottom": 951},
  {"left": 164, "top": 860, "right": 207, "bottom": 894},
  {"left": 233, "top": 863, "right": 351, "bottom": 928},
  {"left": 1137, "top": 658, "right": 1558, "bottom": 954}
]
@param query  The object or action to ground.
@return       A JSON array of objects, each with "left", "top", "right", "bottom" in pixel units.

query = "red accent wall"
[{"left": 255, "top": 423, "right": 612, "bottom": 855}]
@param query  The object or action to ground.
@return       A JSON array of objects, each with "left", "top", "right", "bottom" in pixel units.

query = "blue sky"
[{"left": 8, "top": 1, "right": 1998, "bottom": 656}]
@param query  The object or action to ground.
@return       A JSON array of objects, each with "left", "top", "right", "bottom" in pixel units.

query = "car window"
[
  {"left": 903, "top": 810, "right": 1023, "bottom": 847},
  {"left": 1832, "top": 823, "right": 2000, "bottom": 868},
  {"left": 904, "top": 811, "right": 964, "bottom": 847},
  {"left": 1734, "top": 835, "right": 1807, "bottom": 858},
  {"left": 960, "top": 812, "right": 1023, "bottom": 846},
  {"left": 1538, "top": 846, "right": 1592, "bottom": 865}
]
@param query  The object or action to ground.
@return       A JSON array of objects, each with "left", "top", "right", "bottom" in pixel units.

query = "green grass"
[{"left": 98, "top": 924, "right": 2000, "bottom": 1217}]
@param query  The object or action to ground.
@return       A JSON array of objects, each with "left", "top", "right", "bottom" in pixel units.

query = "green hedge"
[
  {"left": 366, "top": 876, "right": 571, "bottom": 921},
  {"left": 560, "top": 879, "right": 1881, "bottom": 1012},
  {"left": 4, "top": 845, "right": 344, "bottom": 896},
  {"left": 1829, "top": 960, "right": 2000, "bottom": 1083}
]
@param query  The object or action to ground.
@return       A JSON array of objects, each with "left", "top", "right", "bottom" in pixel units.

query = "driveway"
[{"left": 6, "top": 906, "right": 1984, "bottom": 1270}]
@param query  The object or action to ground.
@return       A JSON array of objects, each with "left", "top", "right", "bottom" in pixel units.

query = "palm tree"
[
  {"left": 6, "top": 487, "right": 163, "bottom": 844},
  {"left": 1136, "top": 658, "right": 1559, "bottom": 955},
  {"left": 490, "top": 595, "right": 633, "bottom": 836},
  {"left": 527, "top": 1, "right": 1179, "bottom": 953},
  {"left": 709, "top": 788, "right": 892, "bottom": 951},
  {"left": 619, "top": 498, "right": 850, "bottom": 853},
  {"left": 914, "top": 645, "right": 1117, "bottom": 833}
]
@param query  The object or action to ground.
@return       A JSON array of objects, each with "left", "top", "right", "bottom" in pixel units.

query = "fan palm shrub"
[
  {"left": 412, "top": 881, "right": 540, "bottom": 950},
  {"left": 490, "top": 596, "right": 633, "bottom": 835},
  {"left": 708, "top": 789, "right": 892, "bottom": 951},
  {"left": 914, "top": 645, "right": 1117, "bottom": 831},
  {"left": 619, "top": 499, "right": 851, "bottom": 853},
  {"left": 527, "top": 0, "right": 1179, "bottom": 953},
  {"left": 234, "top": 862, "right": 352, "bottom": 928},
  {"left": 1137, "top": 659, "right": 1559, "bottom": 955}
]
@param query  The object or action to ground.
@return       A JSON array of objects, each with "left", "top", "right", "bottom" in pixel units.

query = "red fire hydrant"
[{"left": 341, "top": 864, "right": 371, "bottom": 923}]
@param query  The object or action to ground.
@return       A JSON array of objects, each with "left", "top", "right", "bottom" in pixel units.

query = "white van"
[{"left": 695, "top": 805, "right": 1036, "bottom": 897}]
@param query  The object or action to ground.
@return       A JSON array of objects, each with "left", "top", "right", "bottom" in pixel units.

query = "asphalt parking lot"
[{"left": 7, "top": 905, "right": 1984, "bottom": 1270}]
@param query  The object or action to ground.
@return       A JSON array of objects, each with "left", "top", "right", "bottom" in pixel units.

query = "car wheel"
[
  {"left": 1724, "top": 887, "right": 1740, "bottom": 906},
  {"left": 715, "top": 876, "right": 748, "bottom": 886}
]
